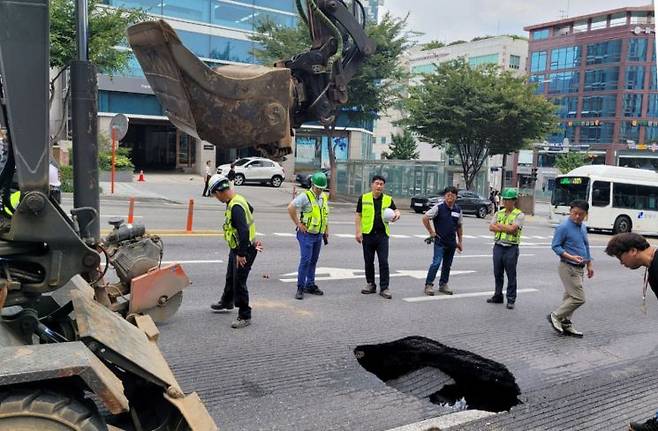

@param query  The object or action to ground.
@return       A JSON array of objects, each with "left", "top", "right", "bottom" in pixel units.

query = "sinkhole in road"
[{"left": 353, "top": 336, "right": 521, "bottom": 413}]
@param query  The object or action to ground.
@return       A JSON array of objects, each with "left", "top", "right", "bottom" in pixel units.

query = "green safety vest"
[
  {"left": 223, "top": 194, "right": 256, "bottom": 249},
  {"left": 301, "top": 190, "right": 329, "bottom": 234},
  {"left": 2, "top": 191, "right": 20, "bottom": 217},
  {"left": 361, "top": 192, "right": 392, "bottom": 236},
  {"left": 494, "top": 208, "right": 523, "bottom": 245}
]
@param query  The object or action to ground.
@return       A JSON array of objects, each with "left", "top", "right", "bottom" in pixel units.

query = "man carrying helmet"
[
  {"left": 487, "top": 188, "right": 525, "bottom": 309},
  {"left": 287, "top": 172, "right": 330, "bottom": 300},
  {"left": 208, "top": 174, "right": 261, "bottom": 328},
  {"left": 355, "top": 175, "right": 400, "bottom": 299}
]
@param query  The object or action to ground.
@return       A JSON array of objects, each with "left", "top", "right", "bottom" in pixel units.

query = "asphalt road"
[{"left": 73, "top": 181, "right": 658, "bottom": 431}]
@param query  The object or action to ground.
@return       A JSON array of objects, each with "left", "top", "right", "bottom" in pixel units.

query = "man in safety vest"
[
  {"left": 209, "top": 174, "right": 261, "bottom": 328},
  {"left": 487, "top": 188, "right": 525, "bottom": 310},
  {"left": 287, "top": 172, "right": 329, "bottom": 300},
  {"left": 355, "top": 175, "right": 400, "bottom": 299}
]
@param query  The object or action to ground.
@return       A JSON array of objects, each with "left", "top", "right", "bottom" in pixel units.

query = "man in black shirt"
[
  {"left": 355, "top": 175, "right": 400, "bottom": 299},
  {"left": 605, "top": 233, "right": 658, "bottom": 431}
]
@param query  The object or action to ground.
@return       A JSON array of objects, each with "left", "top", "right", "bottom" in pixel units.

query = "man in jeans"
[
  {"left": 487, "top": 188, "right": 524, "bottom": 309},
  {"left": 422, "top": 186, "right": 463, "bottom": 296},
  {"left": 288, "top": 172, "right": 329, "bottom": 300},
  {"left": 355, "top": 175, "right": 400, "bottom": 299},
  {"left": 547, "top": 199, "right": 594, "bottom": 337}
]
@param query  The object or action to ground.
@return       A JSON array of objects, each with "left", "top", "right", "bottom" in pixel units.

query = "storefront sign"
[
  {"left": 627, "top": 142, "right": 658, "bottom": 151},
  {"left": 632, "top": 26, "right": 655, "bottom": 35}
]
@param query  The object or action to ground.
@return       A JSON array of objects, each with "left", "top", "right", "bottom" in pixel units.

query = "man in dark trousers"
[
  {"left": 422, "top": 186, "right": 463, "bottom": 296},
  {"left": 355, "top": 175, "right": 400, "bottom": 299},
  {"left": 227, "top": 161, "right": 236, "bottom": 184},
  {"left": 208, "top": 174, "right": 260, "bottom": 328},
  {"left": 605, "top": 233, "right": 658, "bottom": 431},
  {"left": 202, "top": 160, "right": 212, "bottom": 197}
]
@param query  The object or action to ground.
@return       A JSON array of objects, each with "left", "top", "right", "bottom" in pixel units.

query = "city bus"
[{"left": 549, "top": 165, "right": 658, "bottom": 234}]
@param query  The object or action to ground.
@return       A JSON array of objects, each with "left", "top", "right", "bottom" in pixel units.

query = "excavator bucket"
[{"left": 127, "top": 20, "right": 293, "bottom": 159}]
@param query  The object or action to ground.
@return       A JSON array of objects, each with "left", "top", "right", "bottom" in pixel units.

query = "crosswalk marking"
[
  {"left": 335, "top": 234, "right": 353, "bottom": 238},
  {"left": 414, "top": 235, "right": 427, "bottom": 239},
  {"left": 273, "top": 232, "right": 295, "bottom": 237},
  {"left": 478, "top": 235, "right": 491, "bottom": 239},
  {"left": 390, "top": 234, "right": 411, "bottom": 238},
  {"left": 462, "top": 235, "right": 477, "bottom": 239},
  {"left": 266, "top": 232, "right": 550, "bottom": 242},
  {"left": 403, "top": 288, "right": 540, "bottom": 303}
]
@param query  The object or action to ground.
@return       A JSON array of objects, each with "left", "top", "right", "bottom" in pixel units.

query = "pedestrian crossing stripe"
[
  {"left": 273, "top": 232, "right": 295, "bottom": 237},
  {"left": 267, "top": 232, "right": 550, "bottom": 241},
  {"left": 403, "top": 288, "right": 540, "bottom": 302},
  {"left": 390, "top": 234, "right": 411, "bottom": 238}
]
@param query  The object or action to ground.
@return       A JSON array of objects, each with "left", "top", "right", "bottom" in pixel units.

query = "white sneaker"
[{"left": 547, "top": 313, "right": 563, "bottom": 334}]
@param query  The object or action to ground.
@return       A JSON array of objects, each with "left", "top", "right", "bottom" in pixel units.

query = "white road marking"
[
  {"left": 390, "top": 234, "right": 411, "bottom": 238},
  {"left": 161, "top": 260, "right": 223, "bottom": 264},
  {"left": 454, "top": 254, "right": 535, "bottom": 258},
  {"left": 414, "top": 234, "right": 427, "bottom": 239},
  {"left": 279, "top": 267, "right": 474, "bottom": 282},
  {"left": 478, "top": 235, "right": 491, "bottom": 239},
  {"left": 100, "top": 214, "right": 143, "bottom": 218},
  {"left": 462, "top": 235, "right": 477, "bottom": 239},
  {"left": 334, "top": 234, "right": 354, "bottom": 238},
  {"left": 273, "top": 232, "right": 295, "bottom": 237},
  {"left": 403, "top": 288, "right": 540, "bottom": 302},
  {"left": 532, "top": 235, "right": 547, "bottom": 239},
  {"left": 391, "top": 270, "right": 474, "bottom": 279}
]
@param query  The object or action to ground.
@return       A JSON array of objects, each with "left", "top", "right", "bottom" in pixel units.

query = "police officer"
[
  {"left": 288, "top": 172, "right": 329, "bottom": 300},
  {"left": 487, "top": 188, "right": 525, "bottom": 309},
  {"left": 209, "top": 174, "right": 260, "bottom": 329},
  {"left": 355, "top": 175, "right": 400, "bottom": 299}
]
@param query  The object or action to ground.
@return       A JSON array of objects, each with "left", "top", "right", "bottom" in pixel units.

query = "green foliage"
[
  {"left": 50, "top": 0, "right": 146, "bottom": 74},
  {"left": 555, "top": 151, "right": 587, "bottom": 174},
  {"left": 383, "top": 130, "right": 419, "bottom": 160},
  {"left": 447, "top": 40, "right": 467, "bottom": 46},
  {"left": 60, "top": 165, "right": 74, "bottom": 193},
  {"left": 404, "top": 59, "right": 557, "bottom": 190},
  {"left": 422, "top": 40, "right": 445, "bottom": 50},
  {"left": 97, "top": 132, "right": 134, "bottom": 171},
  {"left": 470, "top": 35, "right": 494, "bottom": 42}
]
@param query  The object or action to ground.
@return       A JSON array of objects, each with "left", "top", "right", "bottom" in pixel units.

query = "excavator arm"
[{"left": 128, "top": 0, "right": 375, "bottom": 160}]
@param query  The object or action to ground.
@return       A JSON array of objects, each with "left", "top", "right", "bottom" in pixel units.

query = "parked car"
[
  {"left": 411, "top": 189, "right": 493, "bottom": 218},
  {"left": 216, "top": 157, "right": 285, "bottom": 187},
  {"left": 296, "top": 168, "right": 331, "bottom": 189}
]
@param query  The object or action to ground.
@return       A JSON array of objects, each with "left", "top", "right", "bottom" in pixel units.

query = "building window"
[
  {"left": 178, "top": 30, "right": 211, "bottom": 58},
  {"left": 105, "top": 0, "right": 162, "bottom": 14},
  {"left": 528, "top": 75, "right": 546, "bottom": 94},
  {"left": 163, "top": 0, "right": 210, "bottom": 23},
  {"left": 649, "top": 94, "right": 658, "bottom": 117},
  {"left": 547, "top": 123, "right": 576, "bottom": 143},
  {"left": 555, "top": 25, "right": 570, "bottom": 36},
  {"left": 590, "top": 16, "right": 607, "bottom": 30},
  {"left": 573, "top": 20, "right": 588, "bottom": 33},
  {"left": 253, "top": 0, "right": 296, "bottom": 13},
  {"left": 468, "top": 53, "right": 499, "bottom": 67},
  {"left": 211, "top": 1, "right": 255, "bottom": 30},
  {"left": 552, "top": 96, "right": 578, "bottom": 118},
  {"left": 623, "top": 94, "right": 643, "bottom": 117},
  {"left": 253, "top": 9, "right": 296, "bottom": 27},
  {"left": 547, "top": 71, "right": 580, "bottom": 94},
  {"left": 586, "top": 40, "right": 622, "bottom": 64},
  {"left": 627, "top": 38, "right": 649, "bottom": 62},
  {"left": 583, "top": 67, "right": 619, "bottom": 91},
  {"left": 550, "top": 46, "right": 580, "bottom": 70},
  {"left": 647, "top": 126, "right": 658, "bottom": 143},
  {"left": 625, "top": 66, "right": 645, "bottom": 90},
  {"left": 380, "top": 137, "right": 386, "bottom": 144},
  {"left": 581, "top": 95, "right": 617, "bottom": 118},
  {"left": 580, "top": 124, "right": 614, "bottom": 143},
  {"left": 530, "top": 51, "right": 547, "bottom": 73},
  {"left": 99, "top": 91, "right": 163, "bottom": 116},
  {"left": 609, "top": 12, "right": 627, "bottom": 27},
  {"left": 532, "top": 29, "right": 549, "bottom": 40},
  {"left": 509, "top": 55, "right": 520, "bottom": 69},
  {"left": 630, "top": 12, "right": 653, "bottom": 25},
  {"left": 620, "top": 121, "right": 641, "bottom": 143},
  {"left": 210, "top": 35, "right": 255, "bottom": 63},
  {"left": 411, "top": 63, "right": 437, "bottom": 75},
  {"left": 652, "top": 67, "right": 658, "bottom": 90}
]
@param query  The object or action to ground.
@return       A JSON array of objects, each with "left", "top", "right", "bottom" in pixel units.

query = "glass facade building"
[{"left": 525, "top": 5, "right": 657, "bottom": 166}]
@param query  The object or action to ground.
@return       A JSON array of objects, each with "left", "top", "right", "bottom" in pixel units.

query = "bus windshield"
[{"left": 552, "top": 177, "right": 589, "bottom": 206}]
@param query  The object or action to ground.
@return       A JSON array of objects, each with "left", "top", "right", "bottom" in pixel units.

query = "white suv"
[{"left": 216, "top": 157, "right": 286, "bottom": 187}]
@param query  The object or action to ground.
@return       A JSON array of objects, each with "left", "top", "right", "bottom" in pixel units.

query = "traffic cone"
[{"left": 138, "top": 170, "right": 145, "bottom": 182}]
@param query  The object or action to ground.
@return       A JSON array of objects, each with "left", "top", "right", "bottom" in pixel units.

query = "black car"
[
  {"left": 411, "top": 190, "right": 493, "bottom": 218},
  {"left": 296, "top": 169, "right": 331, "bottom": 189}
]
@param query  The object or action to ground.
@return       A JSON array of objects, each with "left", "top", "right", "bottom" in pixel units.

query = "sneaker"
[
  {"left": 547, "top": 313, "right": 563, "bottom": 334},
  {"left": 424, "top": 284, "right": 434, "bottom": 296},
  {"left": 210, "top": 302, "right": 234, "bottom": 313},
  {"left": 486, "top": 296, "right": 503, "bottom": 304},
  {"left": 379, "top": 289, "right": 392, "bottom": 299},
  {"left": 561, "top": 320, "right": 583, "bottom": 337},
  {"left": 506, "top": 303, "right": 515, "bottom": 310},
  {"left": 630, "top": 417, "right": 658, "bottom": 431},
  {"left": 438, "top": 284, "right": 453, "bottom": 295},
  {"left": 295, "top": 288, "right": 304, "bottom": 300},
  {"left": 231, "top": 318, "right": 251, "bottom": 329},
  {"left": 303, "top": 284, "right": 324, "bottom": 295},
  {"left": 361, "top": 283, "right": 377, "bottom": 294}
]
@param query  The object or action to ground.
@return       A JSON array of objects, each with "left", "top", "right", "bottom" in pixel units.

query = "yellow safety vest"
[
  {"left": 2, "top": 191, "right": 20, "bottom": 217},
  {"left": 223, "top": 194, "right": 256, "bottom": 249},
  {"left": 494, "top": 208, "right": 523, "bottom": 245},
  {"left": 361, "top": 192, "right": 392, "bottom": 236},
  {"left": 301, "top": 190, "right": 329, "bottom": 234}
]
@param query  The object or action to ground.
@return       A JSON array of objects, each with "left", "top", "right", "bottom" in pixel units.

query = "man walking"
[
  {"left": 288, "top": 172, "right": 329, "bottom": 300},
  {"left": 355, "top": 175, "right": 400, "bottom": 299},
  {"left": 547, "top": 200, "right": 594, "bottom": 337},
  {"left": 605, "top": 233, "right": 658, "bottom": 431},
  {"left": 487, "top": 188, "right": 524, "bottom": 309},
  {"left": 209, "top": 174, "right": 260, "bottom": 328},
  {"left": 202, "top": 160, "right": 212, "bottom": 197},
  {"left": 422, "top": 186, "right": 463, "bottom": 296}
]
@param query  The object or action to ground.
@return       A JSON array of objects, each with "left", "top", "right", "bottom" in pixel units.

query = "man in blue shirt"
[{"left": 547, "top": 199, "right": 594, "bottom": 337}]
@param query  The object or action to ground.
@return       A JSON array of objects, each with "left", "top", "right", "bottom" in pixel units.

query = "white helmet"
[
  {"left": 208, "top": 174, "right": 230, "bottom": 194},
  {"left": 383, "top": 208, "right": 396, "bottom": 223}
]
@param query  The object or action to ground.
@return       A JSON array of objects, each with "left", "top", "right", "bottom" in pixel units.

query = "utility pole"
[{"left": 71, "top": 0, "right": 100, "bottom": 240}]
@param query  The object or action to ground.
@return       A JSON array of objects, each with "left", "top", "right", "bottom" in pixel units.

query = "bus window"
[
  {"left": 613, "top": 183, "right": 638, "bottom": 209},
  {"left": 591, "top": 181, "right": 611, "bottom": 207},
  {"left": 639, "top": 185, "right": 658, "bottom": 211},
  {"left": 552, "top": 177, "right": 589, "bottom": 206}
]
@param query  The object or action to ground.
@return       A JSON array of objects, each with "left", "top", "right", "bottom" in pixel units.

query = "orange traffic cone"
[{"left": 138, "top": 170, "right": 145, "bottom": 182}]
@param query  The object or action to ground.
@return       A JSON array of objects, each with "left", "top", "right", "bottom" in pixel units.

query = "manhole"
[{"left": 354, "top": 336, "right": 521, "bottom": 413}]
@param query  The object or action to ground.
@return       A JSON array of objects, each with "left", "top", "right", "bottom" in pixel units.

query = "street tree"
[
  {"left": 49, "top": 0, "right": 145, "bottom": 142},
  {"left": 404, "top": 59, "right": 557, "bottom": 190},
  {"left": 555, "top": 151, "right": 587, "bottom": 174},
  {"left": 252, "top": 13, "right": 413, "bottom": 198},
  {"left": 383, "top": 130, "right": 419, "bottom": 160}
]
